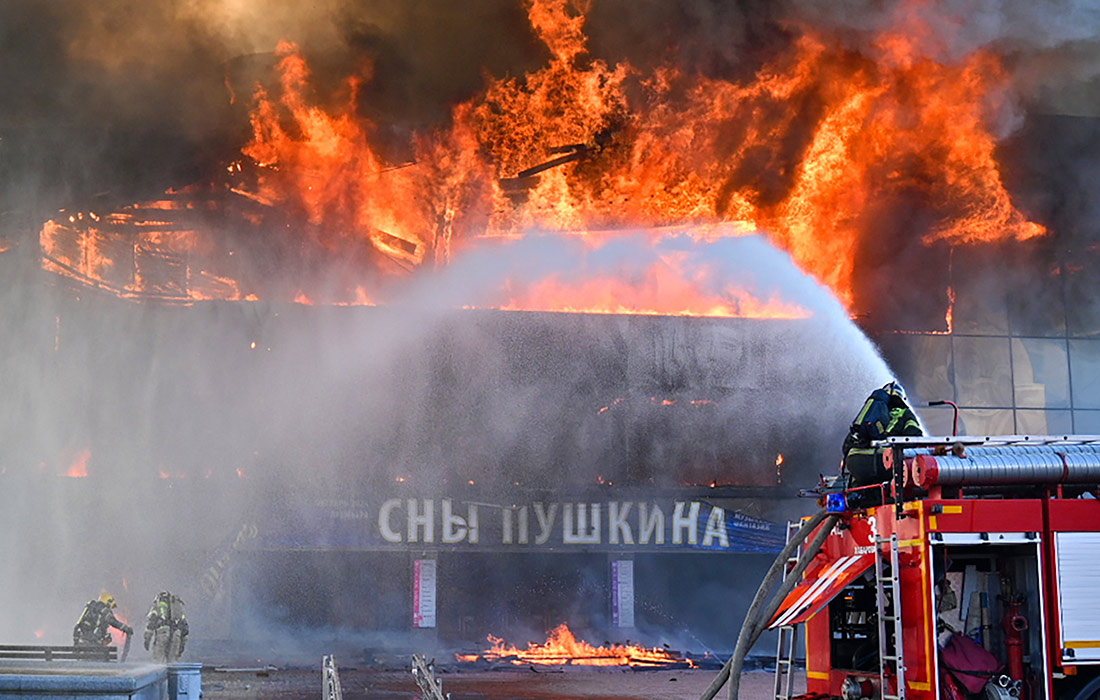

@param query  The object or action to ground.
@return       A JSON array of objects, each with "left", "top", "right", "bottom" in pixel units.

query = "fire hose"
[
  {"left": 698, "top": 509, "right": 840, "bottom": 700},
  {"left": 911, "top": 445, "right": 1100, "bottom": 487}
]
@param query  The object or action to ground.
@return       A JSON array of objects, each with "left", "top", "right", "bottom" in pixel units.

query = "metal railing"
[{"left": 0, "top": 645, "right": 118, "bottom": 662}]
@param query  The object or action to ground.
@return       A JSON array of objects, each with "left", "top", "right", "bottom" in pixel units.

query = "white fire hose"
[{"left": 698, "top": 509, "right": 840, "bottom": 700}]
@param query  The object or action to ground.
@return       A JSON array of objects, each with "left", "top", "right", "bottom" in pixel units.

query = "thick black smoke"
[{"left": 6, "top": 0, "right": 1099, "bottom": 214}]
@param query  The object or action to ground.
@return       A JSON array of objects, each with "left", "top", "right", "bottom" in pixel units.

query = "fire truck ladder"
[
  {"left": 875, "top": 533, "right": 906, "bottom": 700},
  {"left": 772, "top": 521, "right": 802, "bottom": 700}
]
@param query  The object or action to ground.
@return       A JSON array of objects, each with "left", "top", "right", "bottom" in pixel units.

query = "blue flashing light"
[{"left": 826, "top": 492, "right": 848, "bottom": 513}]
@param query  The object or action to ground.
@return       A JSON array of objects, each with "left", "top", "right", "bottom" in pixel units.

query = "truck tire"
[{"left": 1074, "top": 675, "right": 1100, "bottom": 700}]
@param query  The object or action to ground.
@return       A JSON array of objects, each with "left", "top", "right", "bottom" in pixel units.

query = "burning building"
[
  {"left": 2, "top": 0, "right": 1100, "bottom": 662},
  {"left": 0, "top": 263, "right": 880, "bottom": 652}
]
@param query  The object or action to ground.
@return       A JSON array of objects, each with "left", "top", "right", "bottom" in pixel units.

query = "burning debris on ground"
[
  {"left": 3, "top": 1, "right": 1100, "bottom": 699},
  {"left": 452, "top": 624, "right": 710, "bottom": 670}
]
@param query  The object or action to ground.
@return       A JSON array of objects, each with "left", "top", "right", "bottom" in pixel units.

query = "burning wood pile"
[{"left": 454, "top": 624, "right": 701, "bottom": 670}]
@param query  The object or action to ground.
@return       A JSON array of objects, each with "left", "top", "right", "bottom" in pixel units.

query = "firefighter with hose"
[
  {"left": 698, "top": 383, "right": 921, "bottom": 700},
  {"left": 143, "top": 591, "right": 189, "bottom": 663},
  {"left": 842, "top": 381, "right": 922, "bottom": 490},
  {"left": 73, "top": 593, "right": 133, "bottom": 658}
]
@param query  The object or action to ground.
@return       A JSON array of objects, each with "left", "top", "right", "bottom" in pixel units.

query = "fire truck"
[{"left": 764, "top": 433, "right": 1100, "bottom": 700}]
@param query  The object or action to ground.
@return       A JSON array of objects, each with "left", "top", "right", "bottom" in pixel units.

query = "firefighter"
[
  {"left": 842, "top": 381, "right": 923, "bottom": 487},
  {"left": 143, "top": 591, "right": 189, "bottom": 663},
  {"left": 73, "top": 593, "right": 133, "bottom": 648}
]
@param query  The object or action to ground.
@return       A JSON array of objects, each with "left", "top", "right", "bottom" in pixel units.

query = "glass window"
[
  {"left": 1069, "top": 340, "right": 1100, "bottom": 410},
  {"left": 1015, "top": 409, "right": 1073, "bottom": 435},
  {"left": 907, "top": 335, "right": 954, "bottom": 405},
  {"left": 951, "top": 250, "right": 1010, "bottom": 335},
  {"left": 1066, "top": 253, "right": 1100, "bottom": 338},
  {"left": 1008, "top": 275, "right": 1066, "bottom": 338},
  {"left": 1012, "top": 338, "right": 1070, "bottom": 409},
  {"left": 957, "top": 408, "right": 1015, "bottom": 436},
  {"left": 1073, "top": 410, "right": 1100, "bottom": 434},
  {"left": 919, "top": 407, "right": 959, "bottom": 437},
  {"left": 872, "top": 333, "right": 954, "bottom": 406},
  {"left": 954, "top": 337, "right": 1013, "bottom": 408}
]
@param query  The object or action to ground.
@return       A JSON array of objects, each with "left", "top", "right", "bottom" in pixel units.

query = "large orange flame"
[
  {"left": 38, "top": 0, "right": 1044, "bottom": 320},
  {"left": 243, "top": 41, "right": 428, "bottom": 270},
  {"left": 242, "top": 0, "right": 1042, "bottom": 310}
]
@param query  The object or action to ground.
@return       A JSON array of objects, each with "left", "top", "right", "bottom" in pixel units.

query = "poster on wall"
[
  {"left": 412, "top": 559, "right": 437, "bottom": 628},
  {"left": 611, "top": 559, "right": 635, "bottom": 628}
]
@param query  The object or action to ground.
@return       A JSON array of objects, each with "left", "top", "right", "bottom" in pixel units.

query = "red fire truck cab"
[{"left": 769, "top": 435, "right": 1100, "bottom": 700}]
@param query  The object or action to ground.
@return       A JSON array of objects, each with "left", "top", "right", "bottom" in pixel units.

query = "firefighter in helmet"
[
  {"left": 842, "top": 381, "right": 923, "bottom": 487},
  {"left": 73, "top": 593, "right": 133, "bottom": 647},
  {"left": 144, "top": 591, "right": 189, "bottom": 663}
]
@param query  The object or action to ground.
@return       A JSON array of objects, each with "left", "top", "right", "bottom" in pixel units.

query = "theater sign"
[{"left": 258, "top": 495, "right": 785, "bottom": 553}]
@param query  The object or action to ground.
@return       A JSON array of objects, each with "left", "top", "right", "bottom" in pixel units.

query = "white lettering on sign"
[
  {"left": 563, "top": 503, "right": 601, "bottom": 544},
  {"left": 638, "top": 503, "right": 665, "bottom": 545},
  {"left": 516, "top": 505, "right": 528, "bottom": 543},
  {"left": 357, "top": 498, "right": 778, "bottom": 550},
  {"left": 467, "top": 503, "right": 479, "bottom": 544},
  {"left": 731, "top": 511, "right": 772, "bottom": 530},
  {"left": 379, "top": 499, "right": 403, "bottom": 543},
  {"left": 442, "top": 499, "right": 480, "bottom": 544},
  {"left": 502, "top": 505, "right": 529, "bottom": 544},
  {"left": 407, "top": 499, "right": 434, "bottom": 543},
  {"left": 534, "top": 502, "right": 559, "bottom": 545},
  {"left": 702, "top": 506, "right": 729, "bottom": 547},
  {"left": 672, "top": 501, "right": 700, "bottom": 545},
  {"left": 609, "top": 502, "right": 634, "bottom": 545}
]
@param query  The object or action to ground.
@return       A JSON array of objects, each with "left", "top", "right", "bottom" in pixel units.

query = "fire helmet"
[
  {"left": 882, "top": 381, "right": 907, "bottom": 404},
  {"left": 99, "top": 593, "right": 117, "bottom": 608}
]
